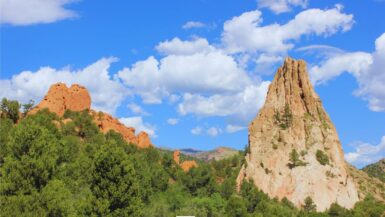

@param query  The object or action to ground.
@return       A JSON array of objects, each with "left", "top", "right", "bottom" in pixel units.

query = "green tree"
[
  {"left": 1, "top": 117, "right": 61, "bottom": 194},
  {"left": 40, "top": 179, "right": 76, "bottom": 216},
  {"left": 183, "top": 164, "right": 218, "bottom": 197},
  {"left": 240, "top": 179, "right": 268, "bottom": 213},
  {"left": 351, "top": 195, "right": 385, "bottom": 217},
  {"left": 303, "top": 196, "right": 316, "bottom": 213},
  {"left": 327, "top": 203, "right": 348, "bottom": 216},
  {"left": 1, "top": 98, "right": 21, "bottom": 123},
  {"left": 22, "top": 100, "right": 34, "bottom": 117},
  {"left": 91, "top": 144, "right": 143, "bottom": 216},
  {"left": 226, "top": 195, "right": 248, "bottom": 217}
]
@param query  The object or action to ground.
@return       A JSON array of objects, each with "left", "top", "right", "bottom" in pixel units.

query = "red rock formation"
[
  {"left": 180, "top": 161, "right": 198, "bottom": 172},
  {"left": 173, "top": 150, "right": 198, "bottom": 172},
  {"left": 237, "top": 57, "right": 358, "bottom": 211},
  {"left": 31, "top": 83, "right": 91, "bottom": 116},
  {"left": 91, "top": 110, "right": 152, "bottom": 148},
  {"left": 32, "top": 83, "right": 152, "bottom": 148}
]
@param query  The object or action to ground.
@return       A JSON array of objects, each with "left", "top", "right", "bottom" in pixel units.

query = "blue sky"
[{"left": 1, "top": 0, "right": 384, "bottom": 168}]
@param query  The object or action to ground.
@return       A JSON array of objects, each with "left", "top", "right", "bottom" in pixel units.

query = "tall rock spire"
[{"left": 237, "top": 57, "right": 359, "bottom": 211}]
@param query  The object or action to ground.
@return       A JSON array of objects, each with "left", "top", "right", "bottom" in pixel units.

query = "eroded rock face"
[
  {"left": 173, "top": 150, "right": 198, "bottom": 172},
  {"left": 32, "top": 83, "right": 152, "bottom": 148},
  {"left": 31, "top": 83, "right": 91, "bottom": 116},
  {"left": 237, "top": 57, "right": 359, "bottom": 211}
]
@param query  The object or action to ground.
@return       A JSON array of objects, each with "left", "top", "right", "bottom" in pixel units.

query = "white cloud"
[
  {"left": 118, "top": 44, "right": 253, "bottom": 105},
  {"left": 0, "top": 57, "right": 127, "bottom": 114},
  {"left": 207, "top": 127, "right": 221, "bottom": 137},
  {"left": 307, "top": 32, "right": 385, "bottom": 112},
  {"left": 119, "top": 116, "right": 156, "bottom": 137},
  {"left": 226, "top": 124, "right": 246, "bottom": 133},
  {"left": 355, "top": 33, "right": 385, "bottom": 111},
  {"left": 0, "top": 0, "right": 78, "bottom": 26},
  {"left": 191, "top": 126, "right": 223, "bottom": 137},
  {"left": 345, "top": 136, "right": 385, "bottom": 168},
  {"left": 167, "top": 118, "right": 179, "bottom": 125},
  {"left": 309, "top": 52, "right": 373, "bottom": 85},
  {"left": 182, "top": 21, "right": 206, "bottom": 29},
  {"left": 127, "top": 103, "right": 149, "bottom": 116},
  {"left": 191, "top": 126, "right": 203, "bottom": 135},
  {"left": 178, "top": 82, "right": 270, "bottom": 121},
  {"left": 156, "top": 37, "right": 214, "bottom": 55},
  {"left": 258, "top": 0, "right": 308, "bottom": 14},
  {"left": 255, "top": 54, "right": 283, "bottom": 65},
  {"left": 222, "top": 6, "right": 353, "bottom": 53}
]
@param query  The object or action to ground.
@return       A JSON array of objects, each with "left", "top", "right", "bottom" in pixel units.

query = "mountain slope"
[
  {"left": 347, "top": 163, "right": 385, "bottom": 202},
  {"left": 237, "top": 57, "right": 359, "bottom": 211},
  {"left": 362, "top": 158, "right": 385, "bottom": 182}
]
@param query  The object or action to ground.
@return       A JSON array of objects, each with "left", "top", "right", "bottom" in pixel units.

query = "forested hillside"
[{"left": 0, "top": 98, "right": 384, "bottom": 217}]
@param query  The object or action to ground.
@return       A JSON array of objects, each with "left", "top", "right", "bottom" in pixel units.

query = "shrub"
[
  {"left": 316, "top": 150, "right": 329, "bottom": 166},
  {"left": 288, "top": 149, "right": 307, "bottom": 169},
  {"left": 274, "top": 103, "right": 293, "bottom": 130},
  {"left": 303, "top": 196, "right": 316, "bottom": 212}
]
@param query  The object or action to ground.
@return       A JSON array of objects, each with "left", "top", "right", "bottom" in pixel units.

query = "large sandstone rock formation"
[
  {"left": 32, "top": 83, "right": 152, "bottom": 148},
  {"left": 237, "top": 57, "right": 359, "bottom": 211},
  {"left": 31, "top": 83, "right": 91, "bottom": 116}
]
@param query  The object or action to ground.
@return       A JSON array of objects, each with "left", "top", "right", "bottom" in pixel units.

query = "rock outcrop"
[
  {"left": 173, "top": 150, "right": 198, "bottom": 172},
  {"left": 31, "top": 83, "right": 91, "bottom": 116},
  {"left": 237, "top": 57, "right": 359, "bottom": 211},
  {"left": 32, "top": 83, "right": 152, "bottom": 148}
]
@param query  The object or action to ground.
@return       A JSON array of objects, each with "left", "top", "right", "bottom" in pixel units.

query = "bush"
[
  {"left": 303, "top": 196, "right": 317, "bottom": 213},
  {"left": 288, "top": 149, "right": 307, "bottom": 168},
  {"left": 316, "top": 150, "right": 329, "bottom": 166}
]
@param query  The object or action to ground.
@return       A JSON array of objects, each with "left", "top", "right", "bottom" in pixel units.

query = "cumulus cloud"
[
  {"left": 118, "top": 45, "right": 254, "bottom": 103},
  {"left": 258, "top": 0, "right": 308, "bottom": 14},
  {"left": 345, "top": 136, "right": 385, "bottom": 168},
  {"left": 207, "top": 127, "right": 222, "bottom": 137},
  {"left": 0, "top": 57, "right": 127, "bottom": 114},
  {"left": 191, "top": 126, "right": 223, "bottom": 137},
  {"left": 191, "top": 126, "right": 203, "bottom": 135},
  {"left": 178, "top": 82, "right": 270, "bottom": 121},
  {"left": 167, "top": 118, "right": 179, "bottom": 125},
  {"left": 226, "top": 124, "right": 246, "bottom": 133},
  {"left": 0, "top": 0, "right": 78, "bottom": 26},
  {"left": 309, "top": 52, "right": 373, "bottom": 85},
  {"left": 119, "top": 116, "right": 156, "bottom": 137},
  {"left": 307, "top": 32, "right": 385, "bottom": 112},
  {"left": 355, "top": 33, "right": 385, "bottom": 111},
  {"left": 156, "top": 37, "right": 214, "bottom": 55},
  {"left": 182, "top": 21, "right": 206, "bottom": 29},
  {"left": 222, "top": 6, "right": 353, "bottom": 53}
]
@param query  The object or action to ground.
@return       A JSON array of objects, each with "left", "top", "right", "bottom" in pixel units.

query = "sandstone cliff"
[
  {"left": 237, "top": 57, "right": 359, "bottom": 211},
  {"left": 32, "top": 83, "right": 152, "bottom": 148}
]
